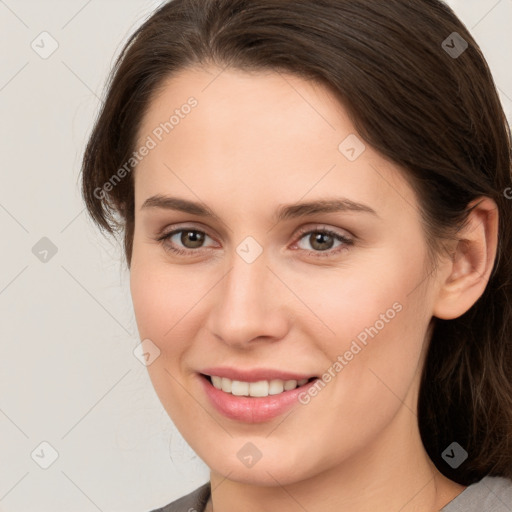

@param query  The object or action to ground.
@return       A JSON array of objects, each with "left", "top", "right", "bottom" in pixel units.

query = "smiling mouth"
[{"left": 201, "top": 373, "right": 318, "bottom": 398}]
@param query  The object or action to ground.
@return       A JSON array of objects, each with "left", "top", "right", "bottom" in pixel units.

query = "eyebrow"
[{"left": 140, "top": 195, "right": 379, "bottom": 222}]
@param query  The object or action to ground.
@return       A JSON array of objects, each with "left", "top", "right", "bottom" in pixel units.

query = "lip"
[
  {"left": 198, "top": 373, "right": 319, "bottom": 423},
  {"left": 200, "top": 366, "right": 317, "bottom": 382}
]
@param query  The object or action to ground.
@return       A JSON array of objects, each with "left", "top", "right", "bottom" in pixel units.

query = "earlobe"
[{"left": 433, "top": 197, "right": 499, "bottom": 320}]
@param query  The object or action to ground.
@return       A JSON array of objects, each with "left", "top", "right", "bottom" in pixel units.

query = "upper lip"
[{"left": 200, "top": 367, "right": 317, "bottom": 382}]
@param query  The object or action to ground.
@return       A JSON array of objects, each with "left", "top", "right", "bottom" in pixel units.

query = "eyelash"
[{"left": 156, "top": 225, "right": 354, "bottom": 259}]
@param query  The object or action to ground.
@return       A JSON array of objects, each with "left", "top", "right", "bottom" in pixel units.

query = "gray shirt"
[
  {"left": 441, "top": 476, "right": 512, "bottom": 511},
  {"left": 150, "top": 475, "right": 512, "bottom": 511}
]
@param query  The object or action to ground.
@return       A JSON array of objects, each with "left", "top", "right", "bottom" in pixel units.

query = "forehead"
[{"left": 134, "top": 66, "right": 416, "bottom": 220}]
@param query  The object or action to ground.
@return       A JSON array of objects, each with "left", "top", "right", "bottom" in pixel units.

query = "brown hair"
[{"left": 81, "top": 0, "right": 512, "bottom": 484}]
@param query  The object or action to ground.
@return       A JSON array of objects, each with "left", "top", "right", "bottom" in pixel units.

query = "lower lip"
[{"left": 199, "top": 374, "right": 318, "bottom": 423}]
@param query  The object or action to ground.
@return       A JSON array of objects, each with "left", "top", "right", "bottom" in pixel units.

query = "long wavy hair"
[{"left": 80, "top": 0, "right": 512, "bottom": 484}]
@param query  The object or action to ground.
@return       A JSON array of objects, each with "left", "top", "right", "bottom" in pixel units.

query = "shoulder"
[
  {"left": 441, "top": 475, "right": 512, "bottom": 511},
  {"left": 148, "top": 482, "right": 211, "bottom": 512}
]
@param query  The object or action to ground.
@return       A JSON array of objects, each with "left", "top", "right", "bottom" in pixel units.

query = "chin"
[{"left": 198, "top": 438, "right": 318, "bottom": 486}]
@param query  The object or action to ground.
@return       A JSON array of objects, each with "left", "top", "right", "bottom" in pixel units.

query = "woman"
[{"left": 81, "top": 0, "right": 512, "bottom": 510}]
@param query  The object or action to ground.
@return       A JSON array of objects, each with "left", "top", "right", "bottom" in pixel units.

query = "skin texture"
[{"left": 130, "top": 66, "right": 498, "bottom": 511}]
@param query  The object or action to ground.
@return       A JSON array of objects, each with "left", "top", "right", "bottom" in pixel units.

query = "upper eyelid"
[
  {"left": 295, "top": 224, "right": 353, "bottom": 239},
  {"left": 160, "top": 225, "right": 217, "bottom": 242}
]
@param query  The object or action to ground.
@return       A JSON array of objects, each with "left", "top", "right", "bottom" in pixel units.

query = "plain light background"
[{"left": 0, "top": 1, "right": 511, "bottom": 511}]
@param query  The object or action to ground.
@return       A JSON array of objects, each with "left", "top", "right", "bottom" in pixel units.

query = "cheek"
[
  {"left": 130, "top": 249, "right": 196, "bottom": 340},
  {"left": 129, "top": 262, "right": 199, "bottom": 418},
  {"left": 130, "top": 268, "right": 167, "bottom": 340},
  {"left": 129, "top": 262, "right": 190, "bottom": 390},
  {"left": 280, "top": 265, "right": 429, "bottom": 474},
  {"left": 304, "top": 246, "right": 430, "bottom": 405},
  {"left": 299, "top": 255, "right": 423, "bottom": 351},
  {"left": 129, "top": 255, "right": 214, "bottom": 379}
]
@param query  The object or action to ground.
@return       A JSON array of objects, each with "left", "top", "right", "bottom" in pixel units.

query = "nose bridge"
[{"left": 208, "top": 243, "right": 288, "bottom": 345}]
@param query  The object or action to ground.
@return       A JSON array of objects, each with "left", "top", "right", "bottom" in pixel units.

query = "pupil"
[
  {"left": 312, "top": 232, "right": 332, "bottom": 251},
  {"left": 183, "top": 231, "right": 204, "bottom": 248}
]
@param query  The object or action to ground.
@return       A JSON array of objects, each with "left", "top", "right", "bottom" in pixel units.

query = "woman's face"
[{"left": 130, "top": 66, "right": 443, "bottom": 484}]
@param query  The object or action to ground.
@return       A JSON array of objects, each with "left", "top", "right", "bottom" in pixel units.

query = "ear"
[{"left": 433, "top": 197, "right": 499, "bottom": 320}]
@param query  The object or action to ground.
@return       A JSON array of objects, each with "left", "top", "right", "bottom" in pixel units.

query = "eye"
[
  {"left": 156, "top": 225, "right": 354, "bottom": 258},
  {"left": 156, "top": 227, "right": 217, "bottom": 256},
  {"left": 292, "top": 226, "right": 354, "bottom": 258}
]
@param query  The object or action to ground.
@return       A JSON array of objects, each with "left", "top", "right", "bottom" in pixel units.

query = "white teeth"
[
  {"left": 221, "top": 377, "right": 232, "bottom": 393},
  {"left": 284, "top": 379, "right": 298, "bottom": 391},
  {"left": 249, "top": 380, "right": 269, "bottom": 397},
  {"left": 231, "top": 380, "right": 249, "bottom": 396},
  {"left": 268, "top": 379, "right": 285, "bottom": 395},
  {"left": 209, "top": 375, "right": 312, "bottom": 397}
]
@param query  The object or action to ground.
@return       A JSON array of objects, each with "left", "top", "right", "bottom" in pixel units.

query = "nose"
[{"left": 206, "top": 248, "right": 290, "bottom": 348}]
